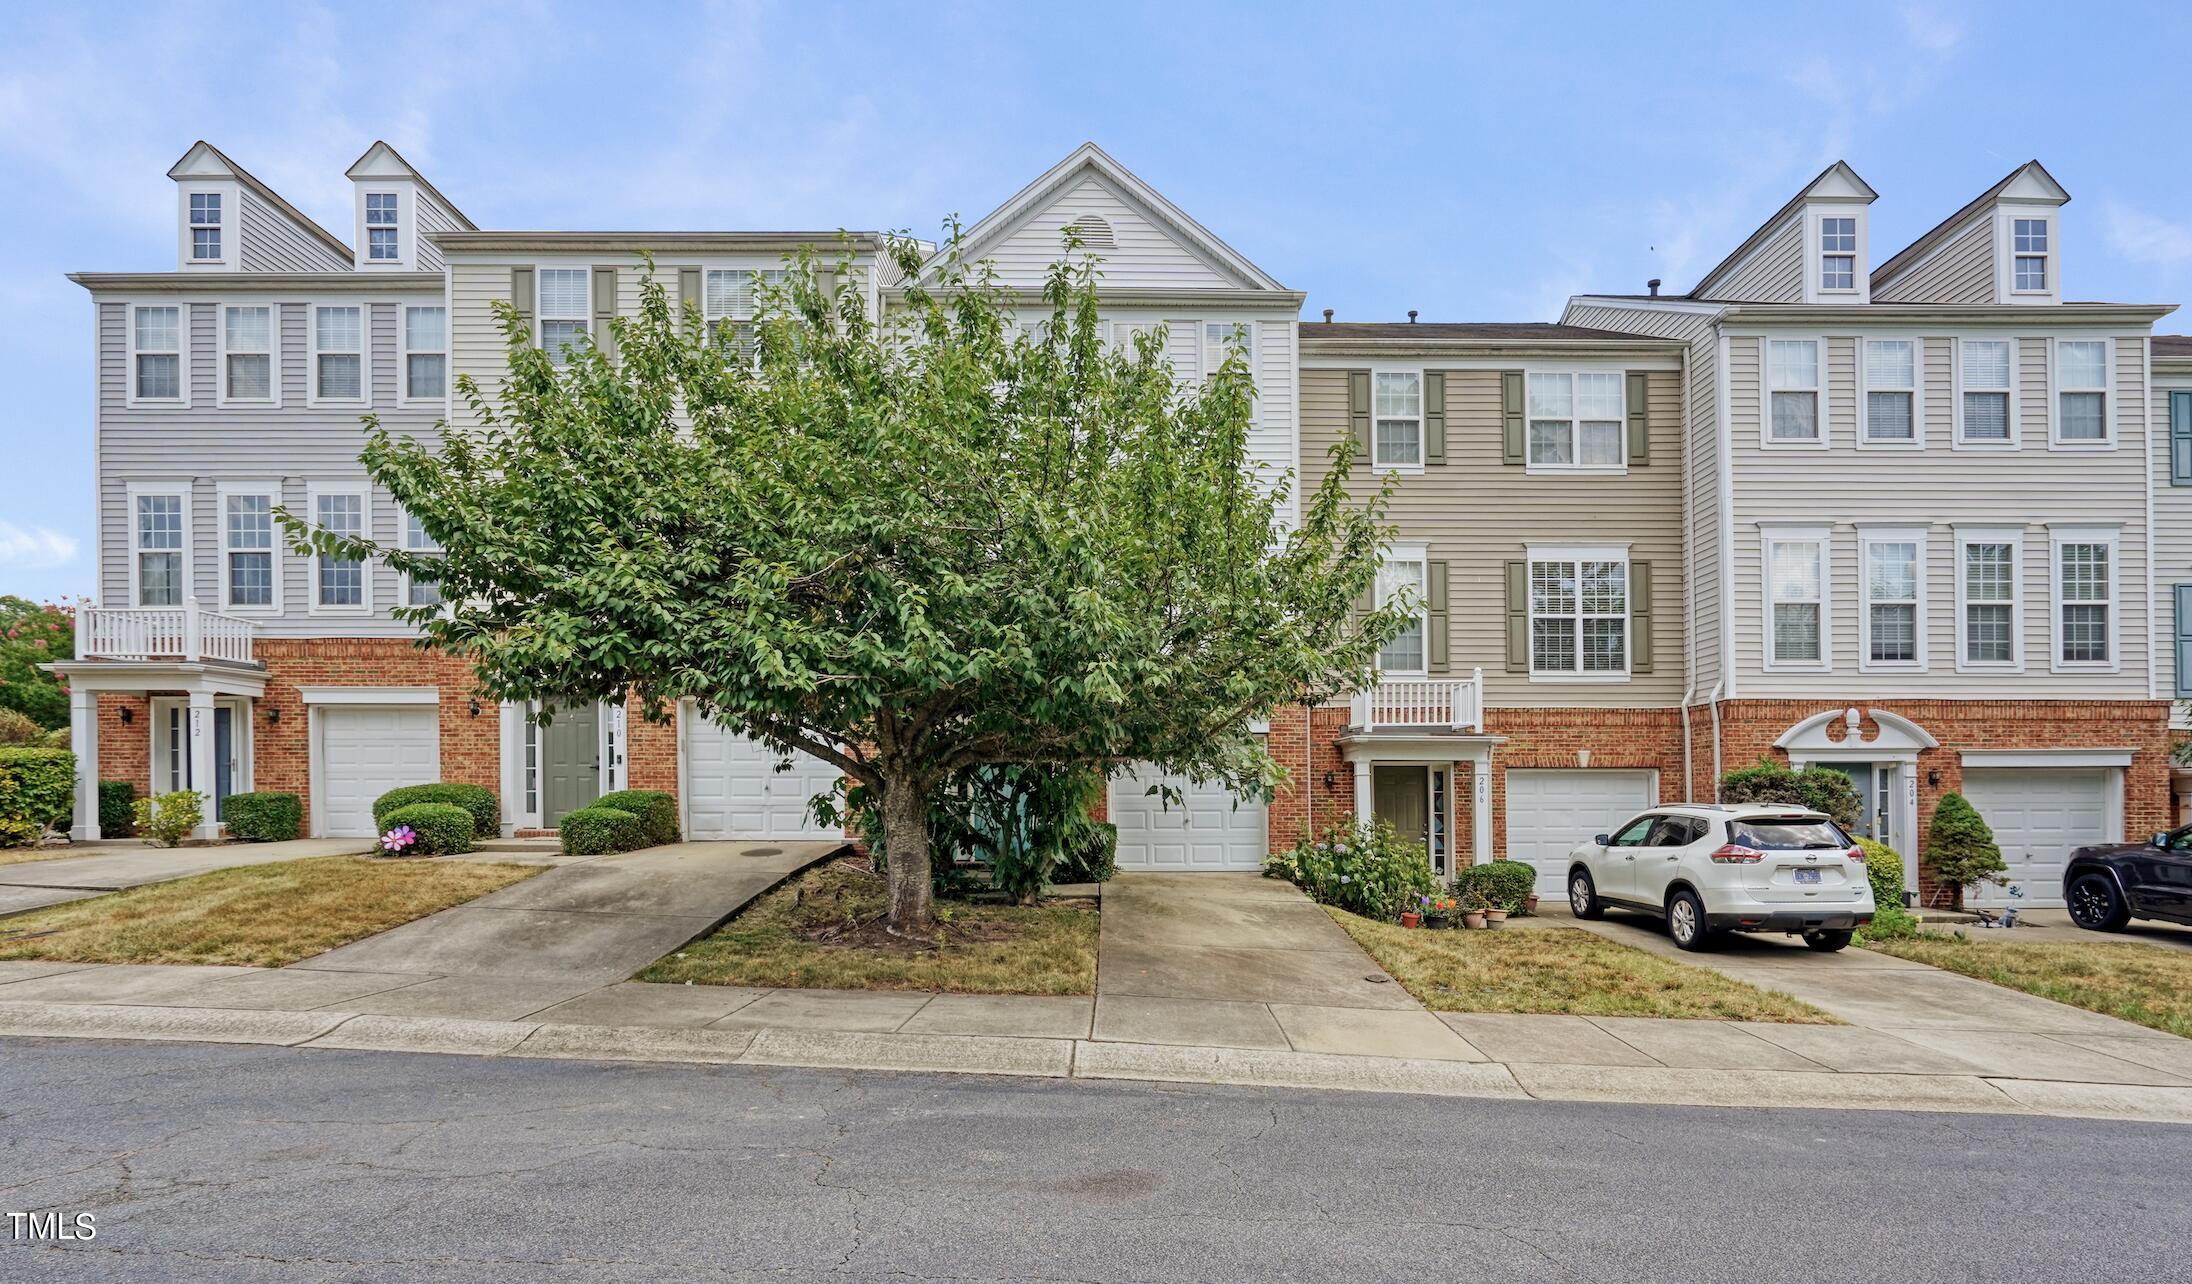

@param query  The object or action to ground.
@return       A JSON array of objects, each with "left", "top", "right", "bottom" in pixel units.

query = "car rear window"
[{"left": 1726, "top": 818, "right": 1850, "bottom": 850}]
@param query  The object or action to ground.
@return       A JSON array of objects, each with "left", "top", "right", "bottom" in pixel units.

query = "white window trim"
[
  {"left": 305, "top": 483, "right": 372, "bottom": 618},
  {"left": 1368, "top": 366, "right": 1425, "bottom": 475},
  {"left": 1760, "top": 522, "right": 1831, "bottom": 673},
  {"left": 1855, "top": 335, "right": 1923, "bottom": 449},
  {"left": 537, "top": 264, "right": 593, "bottom": 365},
  {"left": 364, "top": 191, "right": 402, "bottom": 263},
  {"left": 2001, "top": 210, "right": 2057, "bottom": 301},
  {"left": 1524, "top": 542, "right": 1632, "bottom": 683},
  {"left": 1953, "top": 524, "right": 2024, "bottom": 674},
  {"left": 178, "top": 183, "right": 232, "bottom": 269},
  {"left": 1815, "top": 212, "right": 1862, "bottom": 297},
  {"left": 1201, "top": 319, "right": 1257, "bottom": 385},
  {"left": 1952, "top": 334, "right": 2020, "bottom": 450},
  {"left": 399, "top": 303, "right": 448, "bottom": 408},
  {"left": 2048, "top": 523, "right": 2120, "bottom": 674},
  {"left": 1523, "top": 367, "right": 1629, "bottom": 476},
  {"left": 1375, "top": 543, "right": 1430, "bottom": 675},
  {"left": 307, "top": 302, "right": 371, "bottom": 409},
  {"left": 215, "top": 482, "right": 282, "bottom": 617},
  {"left": 125, "top": 481, "right": 192, "bottom": 609},
  {"left": 2048, "top": 336, "right": 2115, "bottom": 450},
  {"left": 215, "top": 301, "right": 282, "bottom": 410},
  {"left": 1758, "top": 335, "right": 1828, "bottom": 449},
  {"left": 126, "top": 302, "right": 189, "bottom": 409},
  {"left": 399, "top": 507, "right": 447, "bottom": 614},
  {"left": 1857, "top": 524, "right": 1929, "bottom": 674}
]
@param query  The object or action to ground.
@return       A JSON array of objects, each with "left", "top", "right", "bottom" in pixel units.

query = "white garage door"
[
  {"left": 318, "top": 705, "right": 440, "bottom": 838},
  {"left": 683, "top": 715, "right": 845, "bottom": 841},
  {"left": 1506, "top": 769, "right": 1657, "bottom": 895},
  {"left": 1109, "top": 765, "right": 1267, "bottom": 871},
  {"left": 1959, "top": 768, "right": 2113, "bottom": 907}
]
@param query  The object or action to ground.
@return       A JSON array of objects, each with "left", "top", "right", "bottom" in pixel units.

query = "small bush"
[
  {"left": 0, "top": 708, "right": 46, "bottom": 746},
  {"left": 98, "top": 780, "right": 136, "bottom": 838},
  {"left": 1718, "top": 759, "right": 1862, "bottom": 830},
  {"left": 1925, "top": 792, "right": 2007, "bottom": 905},
  {"left": 1264, "top": 815, "right": 1439, "bottom": 921},
  {"left": 1454, "top": 858, "right": 1538, "bottom": 914},
  {"left": 132, "top": 789, "right": 202, "bottom": 848},
  {"left": 561, "top": 805, "right": 646, "bottom": 856},
  {"left": 378, "top": 802, "right": 475, "bottom": 855},
  {"left": 592, "top": 788, "right": 678, "bottom": 847},
  {"left": 0, "top": 747, "right": 75, "bottom": 847},
  {"left": 223, "top": 791, "right": 301, "bottom": 843},
  {"left": 373, "top": 782, "right": 499, "bottom": 839},
  {"left": 1852, "top": 836, "right": 1920, "bottom": 942},
  {"left": 1058, "top": 821, "right": 1117, "bottom": 884}
]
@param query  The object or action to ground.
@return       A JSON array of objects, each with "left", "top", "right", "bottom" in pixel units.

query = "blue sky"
[{"left": 4, "top": 0, "right": 2190, "bottom": 604}]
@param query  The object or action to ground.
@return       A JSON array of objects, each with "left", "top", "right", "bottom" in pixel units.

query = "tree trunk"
[{"left": 880, "top": 773, "right": 934, "bottom": 932}]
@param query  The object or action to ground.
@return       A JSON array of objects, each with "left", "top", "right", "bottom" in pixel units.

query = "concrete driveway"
[{"left": 0, "top": 838, "right": 363, "bottom": 918}]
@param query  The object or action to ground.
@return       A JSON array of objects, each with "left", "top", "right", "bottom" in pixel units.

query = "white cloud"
[
  {"left": 2103, "top": 200, "right": 2192, "bottom": 271},
  {"left": 0, "top": 521, "right": 79, "bottom": 570}
]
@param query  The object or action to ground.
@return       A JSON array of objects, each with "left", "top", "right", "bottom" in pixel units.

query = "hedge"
[
  {"left": 1058, "top": 820, "right": 1117, "bottom": 884},
  {"left": 98, "top": 780, "right": 136, "bottom": 838},
  {"left": 373, "top": 782, "right": 499, "bottom": 839},
  {"left": 1456, "top": 858, "right": 1537, "bottom": 914},
  {"left": 592, "top": 788, "right": 679, "bottom": 847},
  {"left": 0, "top": 747, "right": 75, "bottom": 847},
  {"left": 377, "top": 802, "right": 475, "bottom": 855},
  {"left": 223, "top": 791, "right": 301, "bottom": 843},
  {"left": 560, "top": 805, "right": 647, "bottom": 856}
]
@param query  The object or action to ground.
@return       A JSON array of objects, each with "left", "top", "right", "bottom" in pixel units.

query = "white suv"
[{"left": 1564, "top": 803, "right": 1874, "bottom": 952}]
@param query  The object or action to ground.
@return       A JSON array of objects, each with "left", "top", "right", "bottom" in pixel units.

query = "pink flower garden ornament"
[{"left": 379, "top": 824, "right": 419, "bottom": 855}]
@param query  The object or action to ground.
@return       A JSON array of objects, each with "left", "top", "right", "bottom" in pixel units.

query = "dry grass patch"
[
  {"left": 638, "top": 859, "right": 1098, "bottom": 995},
  {"left": 0, "top": 847, "right": 73, "bottom": 868},
  {"left": 1868, "top": 934, "right": 2192, "bottom": 1039},
  {"left": 1329, "top": 909, "right": 1837, "bottom": 1023},
  {"left": 0, "top": 856, "right": 538, "bottom": 968}
]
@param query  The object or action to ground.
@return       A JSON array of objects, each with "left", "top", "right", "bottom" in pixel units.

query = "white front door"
[
  {"left": 1959, "top": 767, "right": 2113, "bottom": 907},
  {"left": 317, "top": 705, "right": 439, "bottom": 837},
  {"left": 681, "top": 712, "right": 845, "bottom": 841},
  {"left": 1109, "top": 765, "right": 1267, "bottom": 871},
  {"left": 1505, "top": 768, "right": 1657, "bottom": 895}
]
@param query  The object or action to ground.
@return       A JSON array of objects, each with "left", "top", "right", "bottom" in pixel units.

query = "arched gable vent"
[{"left": 1063, "top": 215, "right": 1115, "bottom": 249}]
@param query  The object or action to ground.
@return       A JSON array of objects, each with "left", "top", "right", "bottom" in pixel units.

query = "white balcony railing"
[
  {"left": 78, "top": 599, "right": 258, "bottom": 666},
  {"left": 1349, "top": 669, "right": 1484, "bottom": 732}
]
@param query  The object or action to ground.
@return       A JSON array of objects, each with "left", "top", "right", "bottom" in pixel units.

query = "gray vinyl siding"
[
  {"left": 1699, "top": 219, "right": 1803, "bottom": 303},
  {"left": 236, "top": 192, "right": 350, "bottom": 274},
  {"left": 2152, "top": 365, "right": 2192, "bottom": 698},
  {"left": 981, "top": 177, "right": 1236, "bottom": 289},
  {"left": 93, "top": 290, "right": 445, "bottom": 639},
  {"left": 411, "top": 191, "right": 464, "bottom": 274},
  {"left": 1872, "top": 216, "right": 1994, "bottom": 303},
  {"left": 1300, "top": 366, "right": 1686, "bottom": 708}
]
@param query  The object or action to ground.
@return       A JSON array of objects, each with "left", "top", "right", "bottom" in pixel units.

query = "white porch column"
[
  {"left": 1352, "top": 757, "right": 1373, "bottom": 831},
  {"left": 1470, "top": 751, "right": 1492, "bottom": 866},
  {"left": 68, "top": 687, "right": 100, "bottom": 841},
  {"left": 187, "top": 688, "right": 218, "bottom": 840}
]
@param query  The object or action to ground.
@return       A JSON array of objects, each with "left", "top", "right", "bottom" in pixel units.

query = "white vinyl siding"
[
  {"left": 1372, "top": 372, "right": 1423, "bottom": 469},
  {"left": 1528, "top": 372, "right": 1624, "bottom": 469},
  {"left": 311, "top": 304, "right": 365, "bottom": 405},
  {"left": 131, "top": 305, "right": 183, "bottom": 404},
  {"left": 538, "top": 268, "right": 590, "bottom": 366},
  {"left": 1766, "top": 338, "right": 1821, "bottom": 443},
  {"left": 402, "top": 305, "right": 446, "bottom": 403}
]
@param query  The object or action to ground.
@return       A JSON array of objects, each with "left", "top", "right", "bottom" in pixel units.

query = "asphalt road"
[{"left": 2, "top": 1039, "right": 2185, "bottom": 1283}]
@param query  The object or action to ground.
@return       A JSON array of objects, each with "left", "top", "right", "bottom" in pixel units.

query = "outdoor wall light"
[
  {"left": 468, "top": 698, "right": 482, "bottom": 718},
  {"left": 1926, "top": 768, "right": 1941, "bottom": 788},
  {"left": 118, "top": 707, "right": 133, "bottom": 724},
  {"left": 1322, "top": 770, "right": 1336, "bottom": 790},
  {"left": 266, "top": 707, "right": 280, "bottom": 725}
]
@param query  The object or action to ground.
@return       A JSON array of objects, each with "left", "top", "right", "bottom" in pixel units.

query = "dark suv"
[{"left": 2062, "top": 828, "right": 2192, "bottom": 932}]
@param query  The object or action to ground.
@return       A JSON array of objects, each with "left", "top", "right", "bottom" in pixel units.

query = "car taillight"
[
  {"left": 1709, "top": 844, "right": 1763, "bottom": 864},
  {"left": 1845, "top": 846, "right": 1867, "bottom": 861}
]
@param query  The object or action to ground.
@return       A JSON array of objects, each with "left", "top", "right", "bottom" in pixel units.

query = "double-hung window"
[
  {"left": 1530, "top": 553, "right": 1628, "bottom": 676},
  {"left": 403, "top": 510, "right": 444, "bottom": 608},
  {"left": 223, "top": 492, "right": 275, "bottom": 610},
  {"left": 1766, "top": 339, "right": 1821, "bottom": 442},
  {"left": 1860, "top": 530, "right": 1925, "bottom": 669},
  {"left": 313, "top": 491, "right": 366, "bottom": 610},
  {"left": 2013, "top": 218, "right": 2049, "bottom": 292},
  {"left": 538, "top": 268, "right": 590, "bottom": 366},
  {"left": 1376, "top": 553, "right": 1427, "bottom": 672},
  {"left": 1861, "top": 339, "right": 1916, "bottom": 443},
  {"left": 1372, "top": 372, "right": 1423, "bottom": 468},
  {"left": 132, "top": 305, "right": 182, "bottom": 402},
  {"left": 1958, "top": 339, "right": 2013, "bottom": 443},
  {"left": 365, "top": 192, "right": 399, "bottom": 261},
  {"left": 1820, "top": 216, "right": 1856, "bottom": 291},
  {"left": 1763, "top": 527, "right": 1828, "bottom": 669},
  {"left": 2052, "top": 530, "right": 2116, "bottom": 669},
  {"left": 403, "top": 305, "right": 446, "bottom": 401},
  {"left": 223, "top": 305, "right": 273, "bottom": 404},
  {"left": 1202, "top": 321, "right": 1253, "bottom": 384},
  {"left": 1528, "top": 372, "right": 1623, "bottom": 467},
  {"left": 313, "top": 305, "right": 364, "bottom": 403},
  {"left": 2054, "top": 340, "right": 2109, "bottom": 444},
  {"left": 133, "top": 491, "right": 185, "bottom": 606},
  {"left": 1957, "top": 529, "right": 2020, "bottom": 669},
  {"left": 702, "top": 268, "right": 788, "bottom": 361},
  {"left": 188, "top": 192, "right": 221, "bottom": 261},
  {"left": 2173, "top": 390, "right": 2192, "bottom": 486}
]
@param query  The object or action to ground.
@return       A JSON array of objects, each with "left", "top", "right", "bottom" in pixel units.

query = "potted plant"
[
  {"left": 1461, "top": 889, "right": 1491, "bottom": 929},
  {"left": 1484, "top": 905, "right": 1510, "bottom": 927},
  {"left": 1424, "top": 895, "right": 1458, "bottom": 928},
  {"left": 1524, "top": 893, "right": 1541, "bottom": 915},
  {"left": 1399, "top": 907, "right": 1422, "bottom": 929}
]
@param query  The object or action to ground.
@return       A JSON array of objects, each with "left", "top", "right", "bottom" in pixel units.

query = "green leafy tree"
[
  {"left": 0, "top": 597, "right": 75, "bottom": 730},
  {"left": 1924, "top": 791, "right": 2007, "bottom": 904},
  {"left": 290, "top": 235, "right": 1404, "bottom": 930},
  {"left": 1718, "top": 758, "right": 1862, "bottom": 830}
]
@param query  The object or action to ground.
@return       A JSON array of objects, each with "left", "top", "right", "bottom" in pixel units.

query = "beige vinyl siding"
[
  {"left": 1300, "top": 366, "right": 1686, "bottom": 707},
  {"left": 1872, "top": 216, "right": 1994, "bottom": 303},
  {"left": 235, "top": 191, "right": 350, "bottom": 273},
  {"left": 1700, "top": 219, "right": 1804, "bottom": 303},
  {"left": 2152, "top": 368, "right": 2192, "bottom": 698},
  {"left": 449, "top": 259, "right": 517, "bottom": 430},
  {"left": 1727, "top": 326, "right": 2154, "bottom": 698},
  {"left": 982, "top": 177, "right": 1236, "bottom": 289}
]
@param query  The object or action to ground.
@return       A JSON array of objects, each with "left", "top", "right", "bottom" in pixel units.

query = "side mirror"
[
  {"left": 2152, "top": 832, "right": 2171, "bottom": 848},
  {"left": 1593, "top": 834, "right": 1610, "bottom": 847}
]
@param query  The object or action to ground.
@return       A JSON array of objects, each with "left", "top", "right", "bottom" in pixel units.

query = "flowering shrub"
[{"left": 1263, "top": 815, "right": 1438, "bottom": 921}]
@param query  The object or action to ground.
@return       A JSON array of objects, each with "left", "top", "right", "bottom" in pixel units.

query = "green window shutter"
[
  {"left": 1505, "top": 560, "right": 1528, "bottom": 673},
  {"left": 510, "top": 266, "right": 534, "bottom": 344},
  {"left": 1501, "top": 370, "right": 1525, "bottom": 465},
  {"left": 1348, "top": 371, "right": 1372, "bottom": 460},
  {"left": 2172, "top": 391, "right": 2192, "bottom": 486},
  {"left": 1428, "top": 560, "right": 1450, "bottom": 673},
  {"left": 677, "top": 266, "right": 702, "bottom": 335},
  {"left": 1630, "top": 560, "right": 1653, "bottom": 675},
  {"left": 592, "top": 266, "right": 618, "bottom": 360},
  {"left": 2176, "top": 584, "right": 2192, "bottom": 697},
  {"left": 1425, "top": 372, "right": 1447, "bottom": 465},
  {"left": 1626, "top": 371, "right": 1651, "bottom": 466}
]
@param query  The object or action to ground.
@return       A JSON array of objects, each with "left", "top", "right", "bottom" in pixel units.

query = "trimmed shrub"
[
  {"left": 1264, "top": 815, "right": 1439, "bottom": 921},
  {"left": 592, "top": 788, "right": 679, "bottom": 847},
  {"left": 98, "top": 780, "right": 136, "bottom": 838},
  {"left": 377, "top": 802, "right": 475, "bottom": 855},
  {"left": 223, "top": 791, "right": 302, "bottom": 843},
  {"left": 561, "top": 804, "right": 647, "bottom": 856},
  {"left": 1925, "top": 792, "right": 2007, "bottom": 905},
  {"left": 0, "top": 708, "right": 46, "bottom": 746},
  {"left": 373, "top": 782, "right": 499, "bottom": 839},
  {"left": 1058, "top": 820, "right": 1118, "bottom": 885},
  {"left": 1455, "top": 858, "right": 1538, "bottom": 914},
  {"left": 1718, "top": 759, "right": 1862, "bottom": 830},
  {"left": 1852, "top": 836, "right": 1920, "bottom": 942},
  {"left": 45, "top": 726, "right": 71, "bottom": 750},
  {"left": 132, "top": 788, "right": 202, "bottom": 848},
  {"left": 0, "top": 747, "right": 75, "bottom": 847}
]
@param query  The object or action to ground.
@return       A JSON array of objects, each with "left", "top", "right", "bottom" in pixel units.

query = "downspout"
[
  {"left": 1304, "top": 703, "right": 1315, "bottom": 840},
  {"left": 1707, "top": 682, "right": 1725, "bottom": 799},
  {"left": 1679, "top": 683, "right": 1694, "bottom": 801}
]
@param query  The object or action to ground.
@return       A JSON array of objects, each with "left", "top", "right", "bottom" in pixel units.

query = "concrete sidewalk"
[{"left": 0, "top": 837, "right": 364, "bottom": 918}]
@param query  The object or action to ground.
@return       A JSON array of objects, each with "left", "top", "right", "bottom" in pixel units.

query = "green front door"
[
  {"left": 541, "top": 703, "right": 600, "bottom": 827},
  {"left": 1372, "top": 765, "right": 1429, "bottom": 855}
]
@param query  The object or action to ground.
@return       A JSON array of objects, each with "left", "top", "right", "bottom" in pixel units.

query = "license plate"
[{"left": 1794, "top": 868, "right": 1822, "bottom": 885}]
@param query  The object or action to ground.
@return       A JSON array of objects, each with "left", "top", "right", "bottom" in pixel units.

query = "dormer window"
[
  {"left": 2013, "top": 218, "right": 2049, "bottom": 292},
  {"left": 189, "top": 192, "right": 221, "bottom": 261},
  {"left": 366, "top": 192, "right": 399, "bottom": 261},
  {"left": 1820, "top": 216, "right": 1856, "bottom": 291}
]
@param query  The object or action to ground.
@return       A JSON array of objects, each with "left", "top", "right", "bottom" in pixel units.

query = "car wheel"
[
  {"left": 1666, "top": 889, "right": 1711, "bottom": 951},
  {"left": 2066, "top": 873, "right": 2130, "bottom": 932},
  {"left": 1568, "top": 869, "right": 1604, "bottom": 920},
  {"left": 1804, "top": 929, "right": 1853, "bottom": 952}
]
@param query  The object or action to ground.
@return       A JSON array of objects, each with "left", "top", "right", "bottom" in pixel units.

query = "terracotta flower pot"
[
  {"left": 1484, "top": 909, "right": 1510, "bottom": 927},
  {"left": 1399, "top": 911, "right": 1422, "bottom": 929},
  {"left": 1462, "top": 911, "right": 1487, "bottom": 929},
  {"left": 1525, "top": 894, "right": 1541, "bottom": 914}
]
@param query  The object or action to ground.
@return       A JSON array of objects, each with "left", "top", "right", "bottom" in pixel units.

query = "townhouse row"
[{"left": 55, "top": 141, "right": 2192, "bottom": 909}]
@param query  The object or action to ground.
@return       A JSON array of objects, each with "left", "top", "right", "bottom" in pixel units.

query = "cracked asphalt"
[{"left": 2, "top": 1039, "right": 2187, "bottom": 1282}]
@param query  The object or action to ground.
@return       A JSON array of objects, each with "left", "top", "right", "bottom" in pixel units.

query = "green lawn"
[
  {"left": 639, "top": 860, "right": 1099, "bottom": 994},
  {"left": 1867, "top": 933, "right": 2192, "bottom": 1039},
  {"left": 1329, "top": 909, "right": 1838, "bottom": 1023}
]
